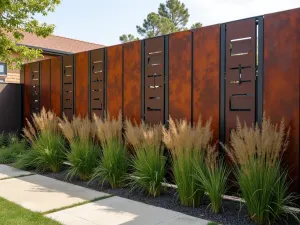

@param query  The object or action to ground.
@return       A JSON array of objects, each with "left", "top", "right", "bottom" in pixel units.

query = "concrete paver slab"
[
  {"left": 47, "top": 196, "right": 209, "bottom": 225},
  {"left": 0, "top": 174, "right": 109, "bottom": 212},
  {"left": 0, "top": 164, "right": 32, "bottom": 179}
]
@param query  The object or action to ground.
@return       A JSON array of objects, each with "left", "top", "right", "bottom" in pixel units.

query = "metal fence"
[{"left": 22, "top": 8, "right": 300, "bottom": 190}]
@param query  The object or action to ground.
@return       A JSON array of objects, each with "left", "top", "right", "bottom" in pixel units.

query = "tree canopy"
[
  {"left": 0, "top": 0, "right": 61, "bottom": 68},
  {"left": 120, "top": 0, "right": 202, "bottom": 43}
]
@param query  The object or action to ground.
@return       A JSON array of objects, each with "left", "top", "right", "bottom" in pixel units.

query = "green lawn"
[{"left": 0, "top": 197, "right": 61, "bottom": 225}]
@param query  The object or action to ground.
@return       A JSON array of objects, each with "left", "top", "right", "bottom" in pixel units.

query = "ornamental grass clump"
[
  {"left": 125, "top": 120, "right": 166, "bottom": 197},
  {"left": 224, "top": 115, "right": 299, "bottom": 224},
  {"left": 163, "top": 117, "right": 213, "bottom": 207},
  {"left": 91, "top": 112, "right": 128, "bottom": 188},
  {"left": 15, "top": 108, "right": 66, "bottom": 173},
  {"left": 60, "top": 116, "right": 99, "bottom": 181}
]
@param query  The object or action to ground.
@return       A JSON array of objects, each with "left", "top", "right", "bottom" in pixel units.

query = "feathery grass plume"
[
  {"left": 125, "top": 120, "right": 166, "bottom": 197},
  {"left": 60, "top": 115, "right": 99, "bottom": 181},
  {"left": 91, "top": 112, "right": 128, "bottom": 188},
  {"left": 15, "top": 108, "right": 66, "bottom": 173},
  {"left": 223, "top": 114, "right": 299, "bottom": 224},
  {"left": 163, "top": 116, "right": 214, "bottom": 207}
]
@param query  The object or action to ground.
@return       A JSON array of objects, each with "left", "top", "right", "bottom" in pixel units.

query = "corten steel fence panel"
[
  {"left": 124, "top": 41, "right": 141, "bottom": 123},
  {"left": 0, "top": 84, "right": 22, "bottom": 133},
  {"left": 62, "top": 55, "right": 75, "bottom": 120},
  {"left": 193, "top": 25, "right": 220, "bottom": 142},
  {"left": 40, "top": 59, "right": 51, "bottom": 111},
  {"left": 51, "top": 57, "right": 62, "bottom": 117},
  {"left": 169, "top": 31, "right": 192, "bottom": 122},
  {"left": 264, "top": 8, "right": 300, "bottom": 191},
  {"left": 30, "top": 62, "right": 41, "bottom": 114},
  {"left": 225, "top": 19, "right": 256, "bottom": 143},
  {"left": 24, "top": 64, "right": 31, "bottom": 122},
  {"left": 90, "top": 48, "right": 105, "bottom": 119},
  {"left": 107, "top": 45, "right": 123, "bottom": 119},
  {"left": 75, "top": 51, "right": 89, "bottom": 117},
  {"left": 144, "top": 37, "right": 165, "bottom": 124}
]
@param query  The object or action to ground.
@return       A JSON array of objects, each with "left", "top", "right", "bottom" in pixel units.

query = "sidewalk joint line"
[{"left": 0, "top": 173, "right": 34, "bottom": 181}]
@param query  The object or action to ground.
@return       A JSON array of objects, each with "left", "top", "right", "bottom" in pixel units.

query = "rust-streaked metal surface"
[
  {"left": 62, "top": 55, "right": 74, "bottom": 120},
  {"left": 24, "top": 64, "right": 31, "bottom": 121},
  {"left": 124, "top": 41, "right": 141, "bottom": 123},
  {"left": 225, "top": 19, "right": 256, "bottom": 143},
  {"left": 193, "top": 25, "right": 220, "bottom": 142},
  {"left": 264, "top": 8, "right": 300, "bottom": 191},
  {"left": 107, "top": 45, "right": 123, "bottom": 119},
  {"left": 50, "top": 57, "right": 61, "bottom": 117},
  {"left": 145, "top": 37, "right": 165, "bottom": 124},
  {"left": 169, "top": 31, "right": 192, "bottom": 121},
  {"left": 75, "top": 52, "right": 89, "bottom": 117},
  {"left": 30, "top": 62, "right": 41, "bottom": 114},
  {"left": 90, "top": 48, "right": 105, "bottom": 119},
  {"left": 40, "top": 59, "right": 51, "bottom": 111}
]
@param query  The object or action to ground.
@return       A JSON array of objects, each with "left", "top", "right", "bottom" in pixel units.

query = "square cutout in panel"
[
  {"left": 230, "top": 37, "right": 251, "bottom": 56},
  {"left": 230, "top": 94, "right": 254, "bottom": 111}
]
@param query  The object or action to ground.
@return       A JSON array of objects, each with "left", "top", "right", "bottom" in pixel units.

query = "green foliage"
[
  {"left": 15, "top": 132, "right": 66, "bottom": 173},
  {"left": 120, "top": 0, "right": 202, "bottom": 42},
  {"left": 66, "top": 141, "right": 99, "bottom": 181},
  {"left": 191, "top": 22, "right": 203, "bottom": 29},
  {"left": 0, "top": 0, "right": 61, "bottom": 68},
  {"left": 119, "top": 34, "right": 139, "bottom": 43},
  {"left": 0, "top": 139, "right": 27, "bottom": 164},
  {"left": 193, "top": 158, "right": 229, "bottom": 213},
  {"left": 0, "top": 132, "right": 6, "bottom": 148}
]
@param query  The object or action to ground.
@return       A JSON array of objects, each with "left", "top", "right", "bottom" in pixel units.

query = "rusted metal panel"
[
  {"left": 107, "top": 45, "right": 123, "bottom": 119},
  {"left": 124, "top": 41, "right": 141, "bottom": 123},
  {"left": 169, "top": 31, "right": 192, "bottom": 122},
  {"left": 75, "top": 51, "right": 89, "bottom": 117},
  {"left": 62, "top": 55, "right": 74, "bottom": 120},
  {"left": 24, "top": 64, "right": 31, "bottom": 121},
  {"left": 193, "top": 25, "right": 220, "bottom": 142},
  {"left": 40, "top": 59, "right": 51, "bottom": 111},
  {"left": 50, "top": 57, "right": 61, "bottom": 117},
  {"left": 225, "top": 19, "right": 256, "bottom": 142},
  {"left": 90, "top": 48, "right": 105, "bottom": 119},
  {"left": 30, "top": 62, "right": 41, "bottom": 114},
  {"left": 144, "top": 37, "right": 165, "bottom": 124},
  {"left": 264, "top": 8, "right": 300, "bottom": 191}
]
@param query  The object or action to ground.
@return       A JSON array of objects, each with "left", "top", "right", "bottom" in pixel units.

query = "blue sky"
[{"left": 36, "top": 0, "right": 300, "bottom": 46}]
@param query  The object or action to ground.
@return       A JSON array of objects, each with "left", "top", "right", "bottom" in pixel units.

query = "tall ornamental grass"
[
  {"left": 224, "top": 116, "right": 299, "bottom": 224},
  {"left": 91, "top": 112, "right": 128, "bottom": 188},
  {"left": 60, "top": 116, "right": 99, "bottom": 181},
  {"left": 163, "top": 117, "right": 213, "bottom": 207},
  {"left": 15, "top": 108, "right": 66, "bottom": 173},
  {"left": 125, "top": 120, "right": 166, "bottom": 197}
]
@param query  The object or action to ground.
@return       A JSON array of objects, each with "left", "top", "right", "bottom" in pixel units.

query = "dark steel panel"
[
  {"left": 30, "top": 62, "right": 40, "bottom": 114},
  {"left": 24, "top": 64, "right": 31, "bottom": 121},
  {"left": 264, "top": 8, "right": 300, "bottom": 191},
  {"left": 75, "top": 52, "right": 89, "bottom": 117},
  {"left": 50, "top": 57, "right": 62, "bottom": 117},
  {"left": 220, "top": 24, "right": 226, "bottom": 146},
  {"left": 225, "top": 19, "right": 256, "bottom": 142},
  {"left": 144, "top": 37, "right": 165, "bottom": 124},
  {"left": 40, "top": 59, "right": 51, "bottom": 110},
  {"left": 90, "top": 48, "right": 105, "bottom": 118},
  {"left": 123, "top": 41, "right": 141, "bottom": 123},
  {"left": 169, "top": 31, "right": 192, "bottom": 121},
  {"left": 62, "top": 55, "right": 74, "bottom": 120},
  {"left": 193, "top": 25, "right": 220, "bottom": 143},
  {"left": 107, "top": 45, "right": 123, "bottom": 119},
  {"left": 0, "top": 84, "right": 22, "bottom": 133}
]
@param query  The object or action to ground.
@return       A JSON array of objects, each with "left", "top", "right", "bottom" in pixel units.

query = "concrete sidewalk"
[
  {"left": 0, "top": 165, "right": 210, "bottom": 225},
  {"left": 0, "top": 164, "right": 31, "bottom": 179}
]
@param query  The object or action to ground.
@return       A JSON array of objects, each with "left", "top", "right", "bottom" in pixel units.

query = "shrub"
[
  {"left": 0, "top": 136, "right": 27, "bottom": 164},
  {"left": 163, "top": 117, "right": 213, "bottom": 207},
  {"left": 15, "top": 108, "right": 66, "bottom": 173},
  {"left": 224, "top": 116, "right": 299, "bottom": 224},
  {"left": 60, "top": 116, "right": 99, "bottom": 181},
  {"left": 91, "top": 112, "right": 128, "bottom": 188},
  {"left": 125, "top": 120, "right": 166, "bottom": 197}
]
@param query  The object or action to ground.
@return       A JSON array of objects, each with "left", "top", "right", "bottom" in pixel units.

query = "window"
[{"left": 0, "top": 62, "right": 7, "bottom": 75}]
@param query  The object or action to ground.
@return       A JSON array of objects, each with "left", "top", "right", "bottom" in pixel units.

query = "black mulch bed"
[{"left": 37, "top": 170, "right": 299, "bottom": 225}]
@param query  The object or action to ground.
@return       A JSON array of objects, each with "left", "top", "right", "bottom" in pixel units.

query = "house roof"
[{"left": 13, "top": 32, "right": 104, "bottom": 54}]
